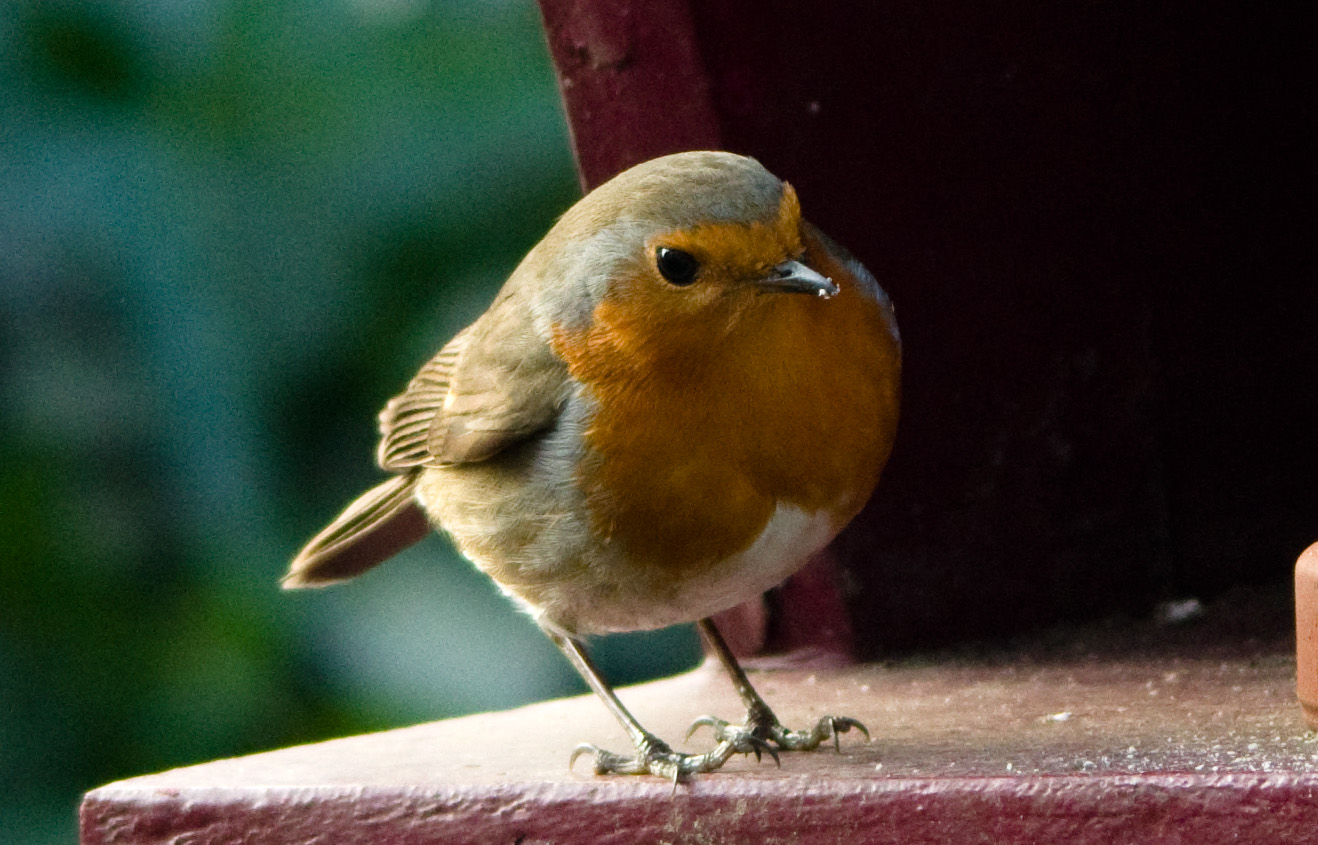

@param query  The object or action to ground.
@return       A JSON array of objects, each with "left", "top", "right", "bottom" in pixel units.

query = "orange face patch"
[{"left": 556, "top": 183, "right": 808, "bottom": 368}]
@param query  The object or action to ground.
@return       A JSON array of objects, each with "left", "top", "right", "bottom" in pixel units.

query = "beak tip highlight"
[{"left": 761, "top": 259, "right": 840, "bottom": 298}]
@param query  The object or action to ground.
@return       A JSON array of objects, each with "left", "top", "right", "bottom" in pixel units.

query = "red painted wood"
[
  {"left": 1295, "top": 543, "right": 1318, "bottom": 728},
  {"left": 537, "top": 0, "right": 722, "bottom": 190},
  {"left": 81, "top": 599, "right": 1317, "bottom": 844},
  {"left": 79, "top": 773, "right": 1318, "bottom": 845}
]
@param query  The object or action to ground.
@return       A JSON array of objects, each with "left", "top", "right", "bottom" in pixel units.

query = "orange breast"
[{"left": 552, "top": 228, "right": 901, "bottom": 579}]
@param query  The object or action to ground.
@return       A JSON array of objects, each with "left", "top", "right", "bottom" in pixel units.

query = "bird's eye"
[{"left": 655, "top": 247, "right": 700, "bottom": 286}]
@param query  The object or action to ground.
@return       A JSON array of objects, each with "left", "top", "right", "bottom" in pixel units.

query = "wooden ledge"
[{"left": 82, "top": 629, "right": 1318, "bottom": 844}]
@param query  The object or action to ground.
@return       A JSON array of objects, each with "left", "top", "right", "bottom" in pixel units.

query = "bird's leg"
[
  {"left": 547, "top": 630, "right": 769, "bottom": 782},
  {"left": 688, "top": 618, "right": 869, "bottom": 754}
]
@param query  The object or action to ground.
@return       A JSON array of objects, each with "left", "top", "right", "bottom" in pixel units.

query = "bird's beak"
[{"left": 757, "top": 259, "right": 839, "bottom": 299}]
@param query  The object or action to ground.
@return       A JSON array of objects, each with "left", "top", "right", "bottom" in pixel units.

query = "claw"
[
  {"left": 569, "top": 743, "right": 600, "bottom": 773},
  {"left": 825, "top": 716, "right": 870, "bottom": 752},
  {"left": 570, "top": 743, "right": 640, "bottom": 775},
  {"left": 748, "top": 734, "right": 781, "bottom": 767},
  {"left": 686, "top": 715, "right": 727, "bottom": 741}
]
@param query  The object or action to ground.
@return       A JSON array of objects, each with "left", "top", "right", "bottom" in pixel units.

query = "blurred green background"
[{"left": 0, "top": 1, "right": 701, "bottom": 842}]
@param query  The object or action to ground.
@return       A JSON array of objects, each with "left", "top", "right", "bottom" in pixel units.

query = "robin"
[{"left": 285, "top": 150, "right": 901, "bottom": 781}]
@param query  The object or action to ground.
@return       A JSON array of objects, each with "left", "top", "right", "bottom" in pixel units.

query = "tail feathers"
[{"left": 283, "top": 474, "right": 431, "bottom": 588}]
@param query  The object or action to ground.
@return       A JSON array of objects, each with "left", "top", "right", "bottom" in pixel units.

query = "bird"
[{"left": 284, "top": 150, "right": 901, "bottom": 782}]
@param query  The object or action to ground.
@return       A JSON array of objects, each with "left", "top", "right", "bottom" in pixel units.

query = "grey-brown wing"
[
  {"left": 376, "top": 328, "right": 473, "bottom": 469},
  {"left": 286, "top": 284, "right": 568, "bottom": 589},
  {"left": 377, "top": 285, "right": 569, "bottom": 469}
]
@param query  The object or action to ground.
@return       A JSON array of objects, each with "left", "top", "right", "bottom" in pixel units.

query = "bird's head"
[{"left": 528, "top": 152, "right": 838, "bottom": 363}]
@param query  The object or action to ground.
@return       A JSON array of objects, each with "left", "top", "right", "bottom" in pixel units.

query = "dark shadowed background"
[{"left": 0, "top": 2, "right": 701, "bottom": 842}]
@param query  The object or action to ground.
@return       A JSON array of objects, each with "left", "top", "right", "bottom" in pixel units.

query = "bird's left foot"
[
  {"left": 569, "top": 730, "right": 778, "bottom": 784},
  {"left": 688, "top": 709, "right": 869, "bottom": 754}
]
